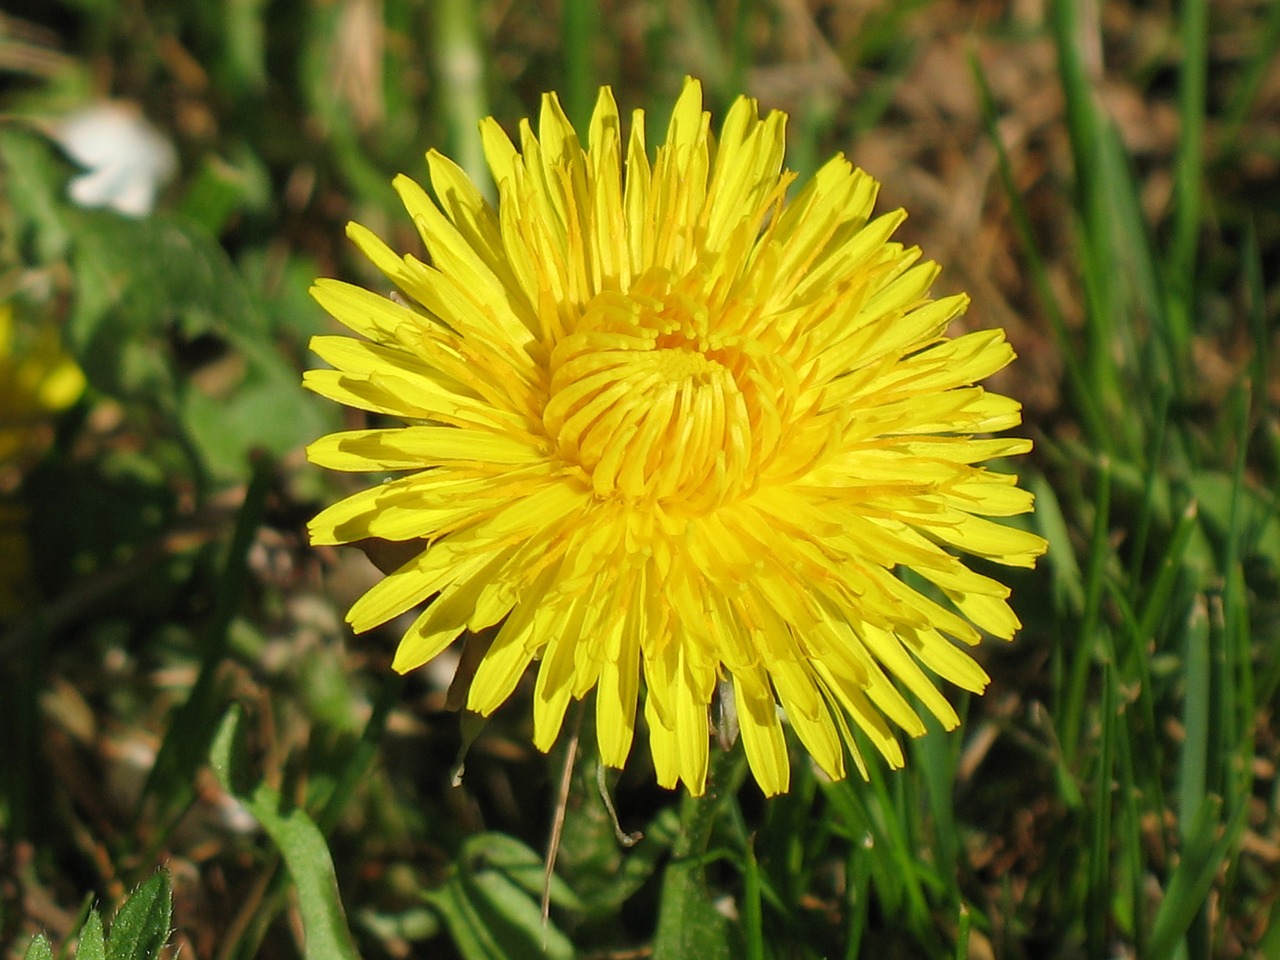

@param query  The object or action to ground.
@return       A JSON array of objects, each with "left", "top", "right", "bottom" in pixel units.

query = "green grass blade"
[
  {"left": 140, "top": 453, "right": 272, "bottom": 829},
  {"left": 971, "top": 54, "right": 1108, "bottom": 451},
  {"left": 1221, "top": 0, "right": 1280, "bottom": 151},
  {"left": 315, "top": 672, "right": 406, "bottom": 835},
  {"left": 954, "top": 902, "right": 972, "bottom": 960},
  {"left": 1126, "top": 382, "right": 1172, "bottom": 587},
  {"left": 1146, "top": 795, "right": 1244, "bottom": 960},
  {"left": 1030, "top": 471, "right": 1085, "bottom": 615},
  {"left": 1050, "top": 0, "right": 1123, "bottom": 415},
  {"left": 726, "top": 0, "right": 758, "bottom": 102},
  {"left": 1136, "top": 499, "right": 1200, "bottom": 648},
  {"left": 434, "top": 0, "right": 490, "bottom": 198},
  {"left": 913, "top": 713, "right": 959, "bottom": 887},
  {"left": 1166, "top": 0, "right": 1208, "bottom": 361},
  {"left": 561, "top": 0, "right": 596, "bottom": 132},
  {"left": 735, "top": 818, "right": 765, "bottom": 960},
  {"left": 1061, "top": 457, "right": 1111, "bottom": 764},
  {"left": 1243, "top": 223, "right": 1268, "bottom": 423},
  {"left": 1085, "top": 661, "right": 1117, "bottom": 959},
  {"left": 1178, "top": 595, "right": 1211, "bottom": 832},
  {"left": 1110, "top": 681, "right": 1146, "bottom": 952}
]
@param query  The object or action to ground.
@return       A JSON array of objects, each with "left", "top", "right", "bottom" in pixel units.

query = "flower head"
[
  {"left": 1, "top": 302, "right": 85, "bottom": 617},
  {"left": 0, "top": 303, "right": 85, "bottom": 470},
  {"left": 307, "top": 79, "right": 1047, "bottom": 796}
]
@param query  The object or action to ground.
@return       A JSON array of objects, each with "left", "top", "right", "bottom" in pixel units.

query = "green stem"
[{"left": 652, "top": 748, "right": 744, "bottom": 960}]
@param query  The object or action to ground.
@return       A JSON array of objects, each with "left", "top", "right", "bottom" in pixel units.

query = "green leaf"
[
  {"left": 653, "top": 752, "right": 740, "bottom": 960},
  {"left": 75, "top": 912, "right": 107, "bottom": 960},
  {"left": 556, "top": 757, "right": 677, "bottom": 918},
  {"left": 652, "top": 858, "right": 730, "bottom": 960},
  {"left": 178, "top": 365, "right": 331, "bottom": 482},
  {"left": 459, "top": 833, "right": 582, "bottom": 910},
  {"left": 423, "top": 833, "right": 577, "bottom": 960},
  {"left": 1146, "top": 796, "right": 1242, "bottom": 960},
  {"left": 0, "top": 127, "right": 74, "bottom": 264},
  {"left": 22, "top": 935, "right": 53, "bottom": 960},
  {"left": 104, "top": 872, "right": 171, "bottom": 960},
  {"left": 210, "top": 707, "right": 362, "bottom": 960},
  {"left": 68, "top": 210, "right": 263, "bottom": 393},
  {"left": 63, "top": 203, "right": 332, "bottom": 483}
]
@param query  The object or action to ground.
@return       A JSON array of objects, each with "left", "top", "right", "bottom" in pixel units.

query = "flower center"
[{"left": 542, "top": 272, "right": 791, "bottom": 513}]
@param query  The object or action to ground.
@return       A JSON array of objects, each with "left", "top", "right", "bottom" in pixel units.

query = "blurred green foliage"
[{"left": 1, "top": 0, "right": 1278, "bottom": 958}]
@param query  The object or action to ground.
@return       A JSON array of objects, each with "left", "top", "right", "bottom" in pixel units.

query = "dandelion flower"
[
  {"left": 1, "top": 302, "right": 85, "bottom": 617},
  {"left": 306, "top": 79, "right": 1047, "bottom": 796},
  {"left": 0, "top": 303, "right": 85, "bottom": 468}
]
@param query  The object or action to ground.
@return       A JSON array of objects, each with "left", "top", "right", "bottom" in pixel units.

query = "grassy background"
[{"left": 1, "top": 0, "right": 1278, "bottom": 957}]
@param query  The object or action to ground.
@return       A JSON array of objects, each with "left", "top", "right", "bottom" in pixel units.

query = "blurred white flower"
[{"left": 55, "top": 102, "right": 177, "bottom": 217}]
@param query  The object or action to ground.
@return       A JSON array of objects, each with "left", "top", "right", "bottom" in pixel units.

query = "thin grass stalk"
[
  {"left": 970, "top": 56, "right": 1109, "bottom": 452},
  {"left": 138, "top": 453, "right": 273, "bottom": 836},
  {"left": 727, "top": 0, "right": 757, "bottom": 104},
  {"left": 1176, "top": 593, "right": 1212, "bottom": 960},
  {"left": 1177, "top": 595, "right": 1211, "bottom": 834},
  {"left": 1050, "top": 0, "right": 1126, "bottom": 433},
  {"left": 561, "top": 0, "right": 595, "bottom": 132},
  {"left": 1086, "top": 659, "right": 1117, "bottom": 958},
  {"left": 1211, "top": 384, "right": 1256, "bottom": 953},
  {"left": 1221, "top": 0, "right": 1280, "bottom": 151},
  {"left": 1136, "top": 500, "right": 1199, "bottom": 648},
  {"left": 1111, "top": 683, "right": 1147, "bottom": 953},
  {"left": 1242, "top": 224, "right": 1272, "bottom": 454},
  {"left": 1126, "top": 381, "right": 1171, "bottom": 587},
  {"left": 1104, "top": 580, "right": 1165, "bottom": 823},
  {"left": 1166, "top": 0, "right": 1208, "bottom": 375},
  {"left": 913, "top": 712, "right": 959, "bottom": 890},
  {"left": 1061, "top": 457, "right": 1111, "bottom": 765},
  {"left": 843, "top": 840, "right": 871, "bottom": 960},
  {"left": 434, "top": 0, "right": 489, "bottom": 199}
]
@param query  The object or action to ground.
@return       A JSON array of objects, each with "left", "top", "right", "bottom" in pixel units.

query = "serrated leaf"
[
  {"left": 75, "top": 912, "right": 107, "bottom": 960},
  {"left": 104, "top": 872, "right": 171, "bottom": 960},
  {"left": 21, "top": 934, "right": 53, "bottom": 960}
]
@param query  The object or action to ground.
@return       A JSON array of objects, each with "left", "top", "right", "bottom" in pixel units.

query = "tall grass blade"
[
  {"left": 971, "top": 54, "right": 1108, "bottom": 451},
  {"left": 1146, "top": 795, "right": 1244, "bottom": 960},
  {"left": 1085, "top": 661, "right": 1117, "bottom": 958},
  {"left": 1221, "top": 0, "right": 1280, "bottom": 147},
  {"left": 1166, "top": 0, "right": 1208, "bottom": 370},
  {"left": 1061, "top": 457, "right": 1111, "bottom": 764},
  {"left": 434, "top": 0, "right": 489, "bottom": 198},
  {"left": 140, "top": 454, "right": 272, "bottom": 829},
  {"left": 561, "top": 0, "right": 596, "bottom": 132}
]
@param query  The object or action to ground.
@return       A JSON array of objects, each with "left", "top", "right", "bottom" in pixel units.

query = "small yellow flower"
[
  {"left": 0, "top": 303, "right": 85, "bottom": 468},
  {"left": 0, "top": 302, "right": 85, "bottom": 617},
  {"left": 307, "top": 79, "right": 1046, "bottom": 796}
]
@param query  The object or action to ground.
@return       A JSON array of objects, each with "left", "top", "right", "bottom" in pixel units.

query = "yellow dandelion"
[
  {"left": 0, "top": 303, "right": 86, "bottom": 468},
  {"left": 1, "top": 302, "right": 85, "bottom": 617},
  {"left": 306, "top": 79, "right": 1047, "bottom": 797}
]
